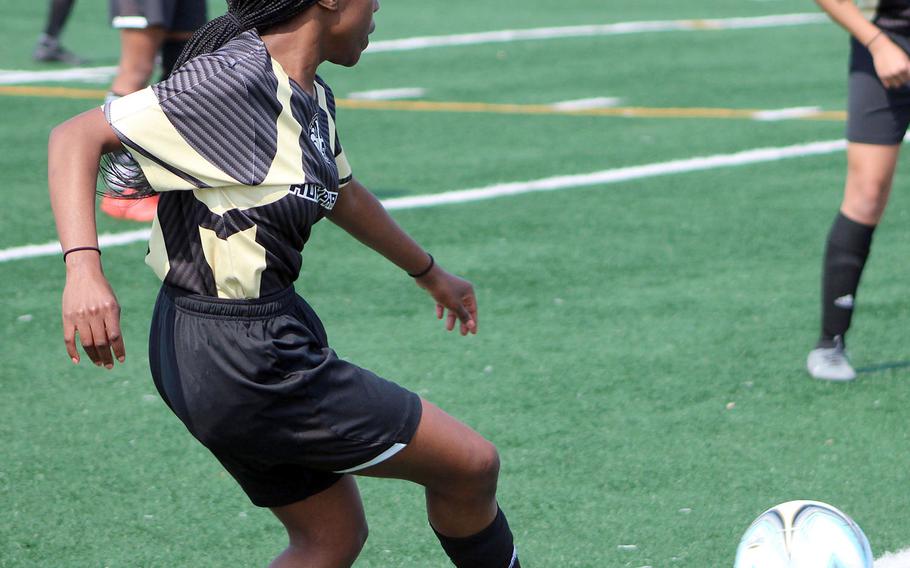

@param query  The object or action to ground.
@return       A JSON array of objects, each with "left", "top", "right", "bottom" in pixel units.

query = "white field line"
[
  {"left": 0, "top": 66, "right": 117, "bottom": 85},
  {"left": 346, "top": 87, "right": 427, "bottom": 101},
  {"left": 752, "top": 106, "right": 823, "bottom": 121},
  {"left": 875, "top": 548, "right": 910, "bottom": 567},
  {"left": 0, "top": 14, "right": 828, "bottom": 85},
  {"left": 0, "top": 138, "right": 848, "bottom": 264},
  {"left": 379, "top": 138, "right": 847, "bottom": 210},
  {"left": 0, "top": 229, "right": 153, "bottom": 264},
  {"left": 364, "top": 13, "right": 828, "bottom": 53},
  {"left": 551, "top": 97, "right": 623, "bottom": 111}
]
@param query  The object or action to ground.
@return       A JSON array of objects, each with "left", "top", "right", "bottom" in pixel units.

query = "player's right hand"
[
  {"left": 62, "top": 254, "right": 125, "bottom": 369},
  {"left": 870, "top": 36, "right": 910, "bottom": 89}
]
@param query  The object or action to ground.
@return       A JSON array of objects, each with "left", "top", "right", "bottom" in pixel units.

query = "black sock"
[
  {"left": 44, "top": 0, "right": 77, "bottom": 38},
  {"left": 819, "top": 212, "right": 875, "bottom": 347},
  {"left": 433, "top": 508, "right": 519, "bottom": 568},
  {"left": 160, "top": 39, "right": 188, "bottom": 80}
]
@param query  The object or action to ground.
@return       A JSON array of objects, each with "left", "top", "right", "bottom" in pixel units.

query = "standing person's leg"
[
  {"left": 827, "top": 143, "right": 899, "bottom": 332},
  {"left": 110, "top": 27, "right": 167, "bottom": 96},
  {"left": 34, "top": 0, "right": 84, "bottom": 63},
  {"left": 160, "top": 31, "right": 193, "bottom": 78},
  {"left": 808, "top": 143, "right": 899, "bottom": 381},
  {"left": 103, "top": 0, "right": 206, "bottom": 222},
  {"left": 808, "top": 34, "right": 910, "bottom": 381},
  {"left": 43, "top": 0, "right": 77, "bottom": 38},
  {"left": 159, "top": 0, "right": 208, "bottom": 79},
  {"left": 360, "top": 400, "right": 519, "bottom": 568},
  {"left": 807, "top": 143, "right": 900, "bottom": 381},
  {"left": 102, "top": 28, "right": 165, "bottom": 222}
]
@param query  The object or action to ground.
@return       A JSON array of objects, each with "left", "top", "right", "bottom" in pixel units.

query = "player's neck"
[{"left": 261, "top": 16, "right": 324, "bottom": 97}]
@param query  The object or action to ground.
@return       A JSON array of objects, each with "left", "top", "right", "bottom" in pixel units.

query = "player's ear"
[{"left": 317, "top": 0, "right": 339, "bottom": 11}]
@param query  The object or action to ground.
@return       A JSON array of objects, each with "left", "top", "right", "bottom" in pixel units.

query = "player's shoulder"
[{"left": 153, "top": 30, "right": 275, "bottom": 103}]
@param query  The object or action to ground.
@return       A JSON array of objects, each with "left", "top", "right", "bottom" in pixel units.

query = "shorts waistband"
[{"left": 163, "top": 285, "right": 296, "bottom": 318}]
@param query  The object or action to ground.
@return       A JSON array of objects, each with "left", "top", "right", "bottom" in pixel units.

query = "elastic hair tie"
[
  {"left": 408, "top": 254, "right": 435, "bottom": 278},
  {"left": 63, "top": 246, "right": 101, "bottom": 263}
]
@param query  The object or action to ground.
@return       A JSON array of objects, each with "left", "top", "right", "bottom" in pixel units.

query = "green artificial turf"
[{"left": 2, "top": 0, "right": 909, "bottom": 566}]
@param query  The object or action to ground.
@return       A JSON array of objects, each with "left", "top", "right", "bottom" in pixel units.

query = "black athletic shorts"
[
  {"left": 148, "top": 285, "right": 423, "bottom": 508},
  {"left": 848, "top": 29, "right": 910, "bottom": 144},
  {"left": 110, "top": 0, "right": 207, "bottom": 32}
]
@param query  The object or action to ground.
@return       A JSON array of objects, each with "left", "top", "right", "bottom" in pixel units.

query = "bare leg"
[
  {"left": 268, "top": 476, "right": 368, "bottom": 568},
  {"left": 812, "top": 141, "right": 902, "bottom": 360},
  {"left": 841, "top": 141, "right": 901, "bottom": 224},
  {"left": 110, "top": 27, "right": 166, "bottom": 95},
  {"left": 359, "top": 399, "right": 500, "bottom": 537}
]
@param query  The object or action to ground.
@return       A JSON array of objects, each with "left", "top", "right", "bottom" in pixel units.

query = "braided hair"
[
  {"left": 100, "top": 0, "right": 319, "bottom": 199},
  {"left": 169, "top": 0, "right": 319, "bottom": 78}
]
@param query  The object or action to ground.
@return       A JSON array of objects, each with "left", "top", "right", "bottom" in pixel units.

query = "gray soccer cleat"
[
  {"left": 806, "top": 337, "right": 856, "bottom": 381},
  {"left": 33, "top": 34, "right": 85, "bottom": 65}
]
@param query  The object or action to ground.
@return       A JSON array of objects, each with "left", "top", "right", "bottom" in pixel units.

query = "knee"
[
  {"left": 458, "top": 439, "right": 501, "bottom": 496},
  {"left": 843, "top": 175, "right": 891, "bottom": 222}
]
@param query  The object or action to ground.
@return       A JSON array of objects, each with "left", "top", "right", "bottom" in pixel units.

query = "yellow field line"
[
  {"left": 0, "top": 85, "right": 109, "bottom": 100},
  {"left": 0, "top": 84, "right": 848, "bottom": 121}
]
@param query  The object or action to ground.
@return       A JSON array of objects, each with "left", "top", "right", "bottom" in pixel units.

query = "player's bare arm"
[
  {"left": 817, "top": 0, "right": 910, "bottom": 87},
  {"left": 48, "top": 108, "right": 126, "bottom": 368},
  {"left": 326, "top": 178, "right": 478, "bottom": 335}
]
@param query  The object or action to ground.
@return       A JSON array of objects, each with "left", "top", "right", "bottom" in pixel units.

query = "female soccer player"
[
  {"left": 47, "top": 1, "right": 520, "bottom": 566},
  {"left": 808, "top": 0, "right": 910, "bottom": 381}
]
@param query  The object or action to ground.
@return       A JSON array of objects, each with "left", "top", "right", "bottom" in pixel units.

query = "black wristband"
[
  {"left": 408, "top": 253, "right": 434, "bottom": 278},
  {"left": 63, "top": 246, "right": 102, "bottom": 263}
]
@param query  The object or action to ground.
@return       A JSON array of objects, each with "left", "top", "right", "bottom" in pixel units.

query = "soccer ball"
[{"left": 734, "top": 500, "right": 873, "bottom": 568}]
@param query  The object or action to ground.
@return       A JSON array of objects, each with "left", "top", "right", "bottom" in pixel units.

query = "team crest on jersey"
[{"left": 308, "top": 115, "right": 331, "bottom": 163}]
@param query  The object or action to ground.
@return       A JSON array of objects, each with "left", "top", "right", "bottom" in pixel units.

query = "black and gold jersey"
[
  {"left": 875, "top": 0, "right": 910, "bottom": 32},
  {"left": 105, "top": 30, "right": 352, "bottom": 299}
]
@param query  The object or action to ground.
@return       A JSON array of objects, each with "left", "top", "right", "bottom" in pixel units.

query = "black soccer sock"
[
  {"left": 433, "top": 508, "right": 520, "bottom": 568},
  {"left": 43, "top": 0, "right": 77, "bottom": 39},
  {"left": 160, "top": 40, "right": 188, "bottom": 80},
  {"left": 819, "top": 212, "right": 876, "bottom": 348}
]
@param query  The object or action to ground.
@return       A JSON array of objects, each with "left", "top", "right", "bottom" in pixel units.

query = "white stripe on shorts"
[
  {"left": 112, "top": 16, "right": 150, "bottom": 29},
  {"left": 333, "top": 443, "right": 407, "bottom": 474}
]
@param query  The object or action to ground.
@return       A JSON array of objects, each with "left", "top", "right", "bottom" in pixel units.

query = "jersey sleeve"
[
  {"left": 104, "top": 87, "right": 241, "bottom": 192},
  {"left": 104, "top": 40, "right": 286, "bottom": 192}
]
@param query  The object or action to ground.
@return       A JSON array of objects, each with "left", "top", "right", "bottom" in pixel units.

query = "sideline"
[{"left": 0, "top": 137, "right": 848, "bottom": 264}]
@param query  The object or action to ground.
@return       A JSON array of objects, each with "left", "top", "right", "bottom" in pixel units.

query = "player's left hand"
[{"left": 415, "top": 266, "right": 478, "bottom": 336}]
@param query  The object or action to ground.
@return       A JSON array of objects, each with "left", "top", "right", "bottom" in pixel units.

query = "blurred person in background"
[
  {"left": 808, "top": 0, "right": 910, "bottom": 380},
  {"left": 33, "top": 0, "right": 84, "bottom": 64},
  {"left": 101, "top": 0, "right": 208, "bottom": 222}
]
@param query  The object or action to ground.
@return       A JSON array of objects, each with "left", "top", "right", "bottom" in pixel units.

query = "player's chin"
[{"left": 331, "top": 48, "right": 365, "bottom": 67}]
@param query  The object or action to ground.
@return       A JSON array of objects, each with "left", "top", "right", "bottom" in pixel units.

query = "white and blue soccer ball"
[{"left": 734, "top": 500, "right": 873, "bottom": 568}]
